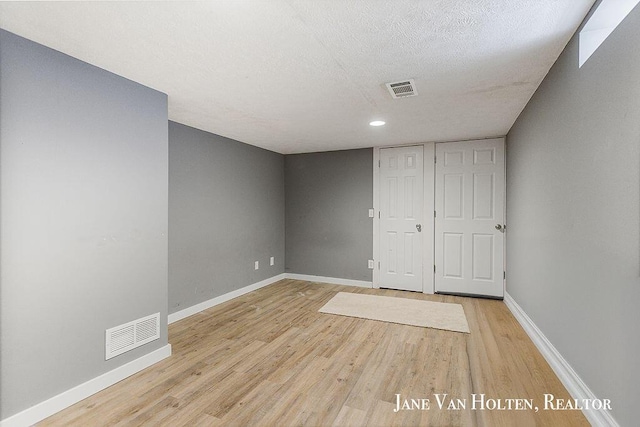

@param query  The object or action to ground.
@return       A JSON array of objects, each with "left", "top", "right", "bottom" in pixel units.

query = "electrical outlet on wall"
[
  {"left": 368, "top": 208, "right": 374, "bottom": 218},
  {"left": 254, "top": 261, "right": 259, "bottom": 270},
  {"left": 368, "top": 259, "right": 374, "bottom": 269},
  {"left": 270, "top": 256, "right": 275, "bottom": 266}
]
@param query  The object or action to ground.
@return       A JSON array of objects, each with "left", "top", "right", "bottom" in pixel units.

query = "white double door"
[{"left": 378, "top": 139, "right": 504, "bottom": 298}]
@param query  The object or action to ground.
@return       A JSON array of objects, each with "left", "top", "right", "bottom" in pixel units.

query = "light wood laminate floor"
[{"left": 39, "top": 279, "right": 588, "bottom": 426}]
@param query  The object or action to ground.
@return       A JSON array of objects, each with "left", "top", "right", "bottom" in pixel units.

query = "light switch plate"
[
  {"left": 368, "top": 209, "right": 374, "bottom": 218},
  {"left": 368, "top": 259, "right": 374, "bottom": 269}
]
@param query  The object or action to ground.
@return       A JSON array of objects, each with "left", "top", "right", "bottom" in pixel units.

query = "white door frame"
[{"left": 373, "top": 143, "right": 435, "bottom": 294}]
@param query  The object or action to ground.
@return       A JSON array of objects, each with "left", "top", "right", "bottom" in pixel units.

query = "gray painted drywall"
[
  {"left": 0, "top": 30, "right": 169, "bottom": 419},
  {"left": 285, "top": 149, "right": 373, "bottom": 281},
  {"left": 506, "top": 5, "right": 640, "bottom": 426},
  {"left": 168, "top": 122, "right": 284, "bottom": 313}
]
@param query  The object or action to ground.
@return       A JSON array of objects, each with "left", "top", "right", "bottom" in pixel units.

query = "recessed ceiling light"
[{"left": 369, "top": 120, "right": 386, "bottom": 126}]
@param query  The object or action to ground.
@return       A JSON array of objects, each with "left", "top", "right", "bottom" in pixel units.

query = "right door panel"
[{"left": 435, "top": 138, "right": 505, "bottom": 298}]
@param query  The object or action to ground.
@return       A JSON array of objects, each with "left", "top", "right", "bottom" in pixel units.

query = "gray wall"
[
  {"left": 168, "top": 122, "right": 284, "bottom": 313},
  {"left": 285, "top": 149, "right": 373, "bottom": 281},
  {"left": 506, "top": 5, "right": 640, "bottom": 426},
  {"left": 0, "top": 30, "right": 169, "bottom": 419}
]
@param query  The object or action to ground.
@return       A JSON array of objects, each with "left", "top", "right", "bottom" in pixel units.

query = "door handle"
[
  {"left": 416, "top": 224, "right": 422, "bottom": 232},
  {"left": 495, "top": 224, "right": 505, "bottom": 232}
]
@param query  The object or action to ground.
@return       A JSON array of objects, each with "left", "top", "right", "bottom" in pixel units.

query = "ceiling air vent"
[{"left": 385, "top": 79, "right": 418, "bottom": 99}]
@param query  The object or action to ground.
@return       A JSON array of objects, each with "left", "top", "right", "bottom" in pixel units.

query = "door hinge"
[
  {"left": 434, "top": 210, "right": 436, "bottom": 218},
  {"left": 434, "top": 265, "right": 436, "bottom": 273},
  {"left": 378, "top": 262, "right": 381, "bottom": 269},
  {"left": 378, "top": 160, "right": 381, "bottom": 167},
  {"left": 378, "top": 211, "right": 381, "bottom": 219},
  {"left": 503, "top": 271, "right": 506, "bottom": 280}
]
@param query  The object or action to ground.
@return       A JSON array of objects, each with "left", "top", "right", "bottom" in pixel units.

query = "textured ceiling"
[{"left": 0, "top": 1, "right": 595, "bottom": 154}]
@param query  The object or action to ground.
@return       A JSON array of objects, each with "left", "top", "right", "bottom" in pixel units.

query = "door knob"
[
  {"left": 495, "top": 224, "right": 502, "bottom": 230},
  {"left": 416, "top": 224, "right": 422, "bottom": 232}
]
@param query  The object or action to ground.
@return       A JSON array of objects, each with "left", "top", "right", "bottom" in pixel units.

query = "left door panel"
[{"left": 378, "top": 146, "right": 424, "bottom": 292}]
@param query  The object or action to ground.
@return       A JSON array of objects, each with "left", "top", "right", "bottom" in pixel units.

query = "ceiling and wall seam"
[{"left": 0, "top": 1, "right": 596, "bottom": 154}]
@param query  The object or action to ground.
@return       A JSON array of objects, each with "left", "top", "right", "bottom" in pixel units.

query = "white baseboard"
[
  {"left": 168, "top": 273, "right": 371, "bottom": 326},
  {"left": 504, "top": 292, "right": 619, "bottom": 427},
  {"left": 284, "top": 273, "right": 373, "bottom": 288},
  {"left": 168, "top": 273, "right": 286, "bottom": 324},
  {"left": 0, "top": 344, "right": 172, "bottom": 427}
]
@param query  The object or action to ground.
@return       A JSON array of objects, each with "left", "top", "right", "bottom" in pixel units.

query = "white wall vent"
[
  {"left": 105, "top": 312, "right": 160, "bottom": 360},
  {"left": 385, "top": 79, "right": 418, "bottom": 98}
]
